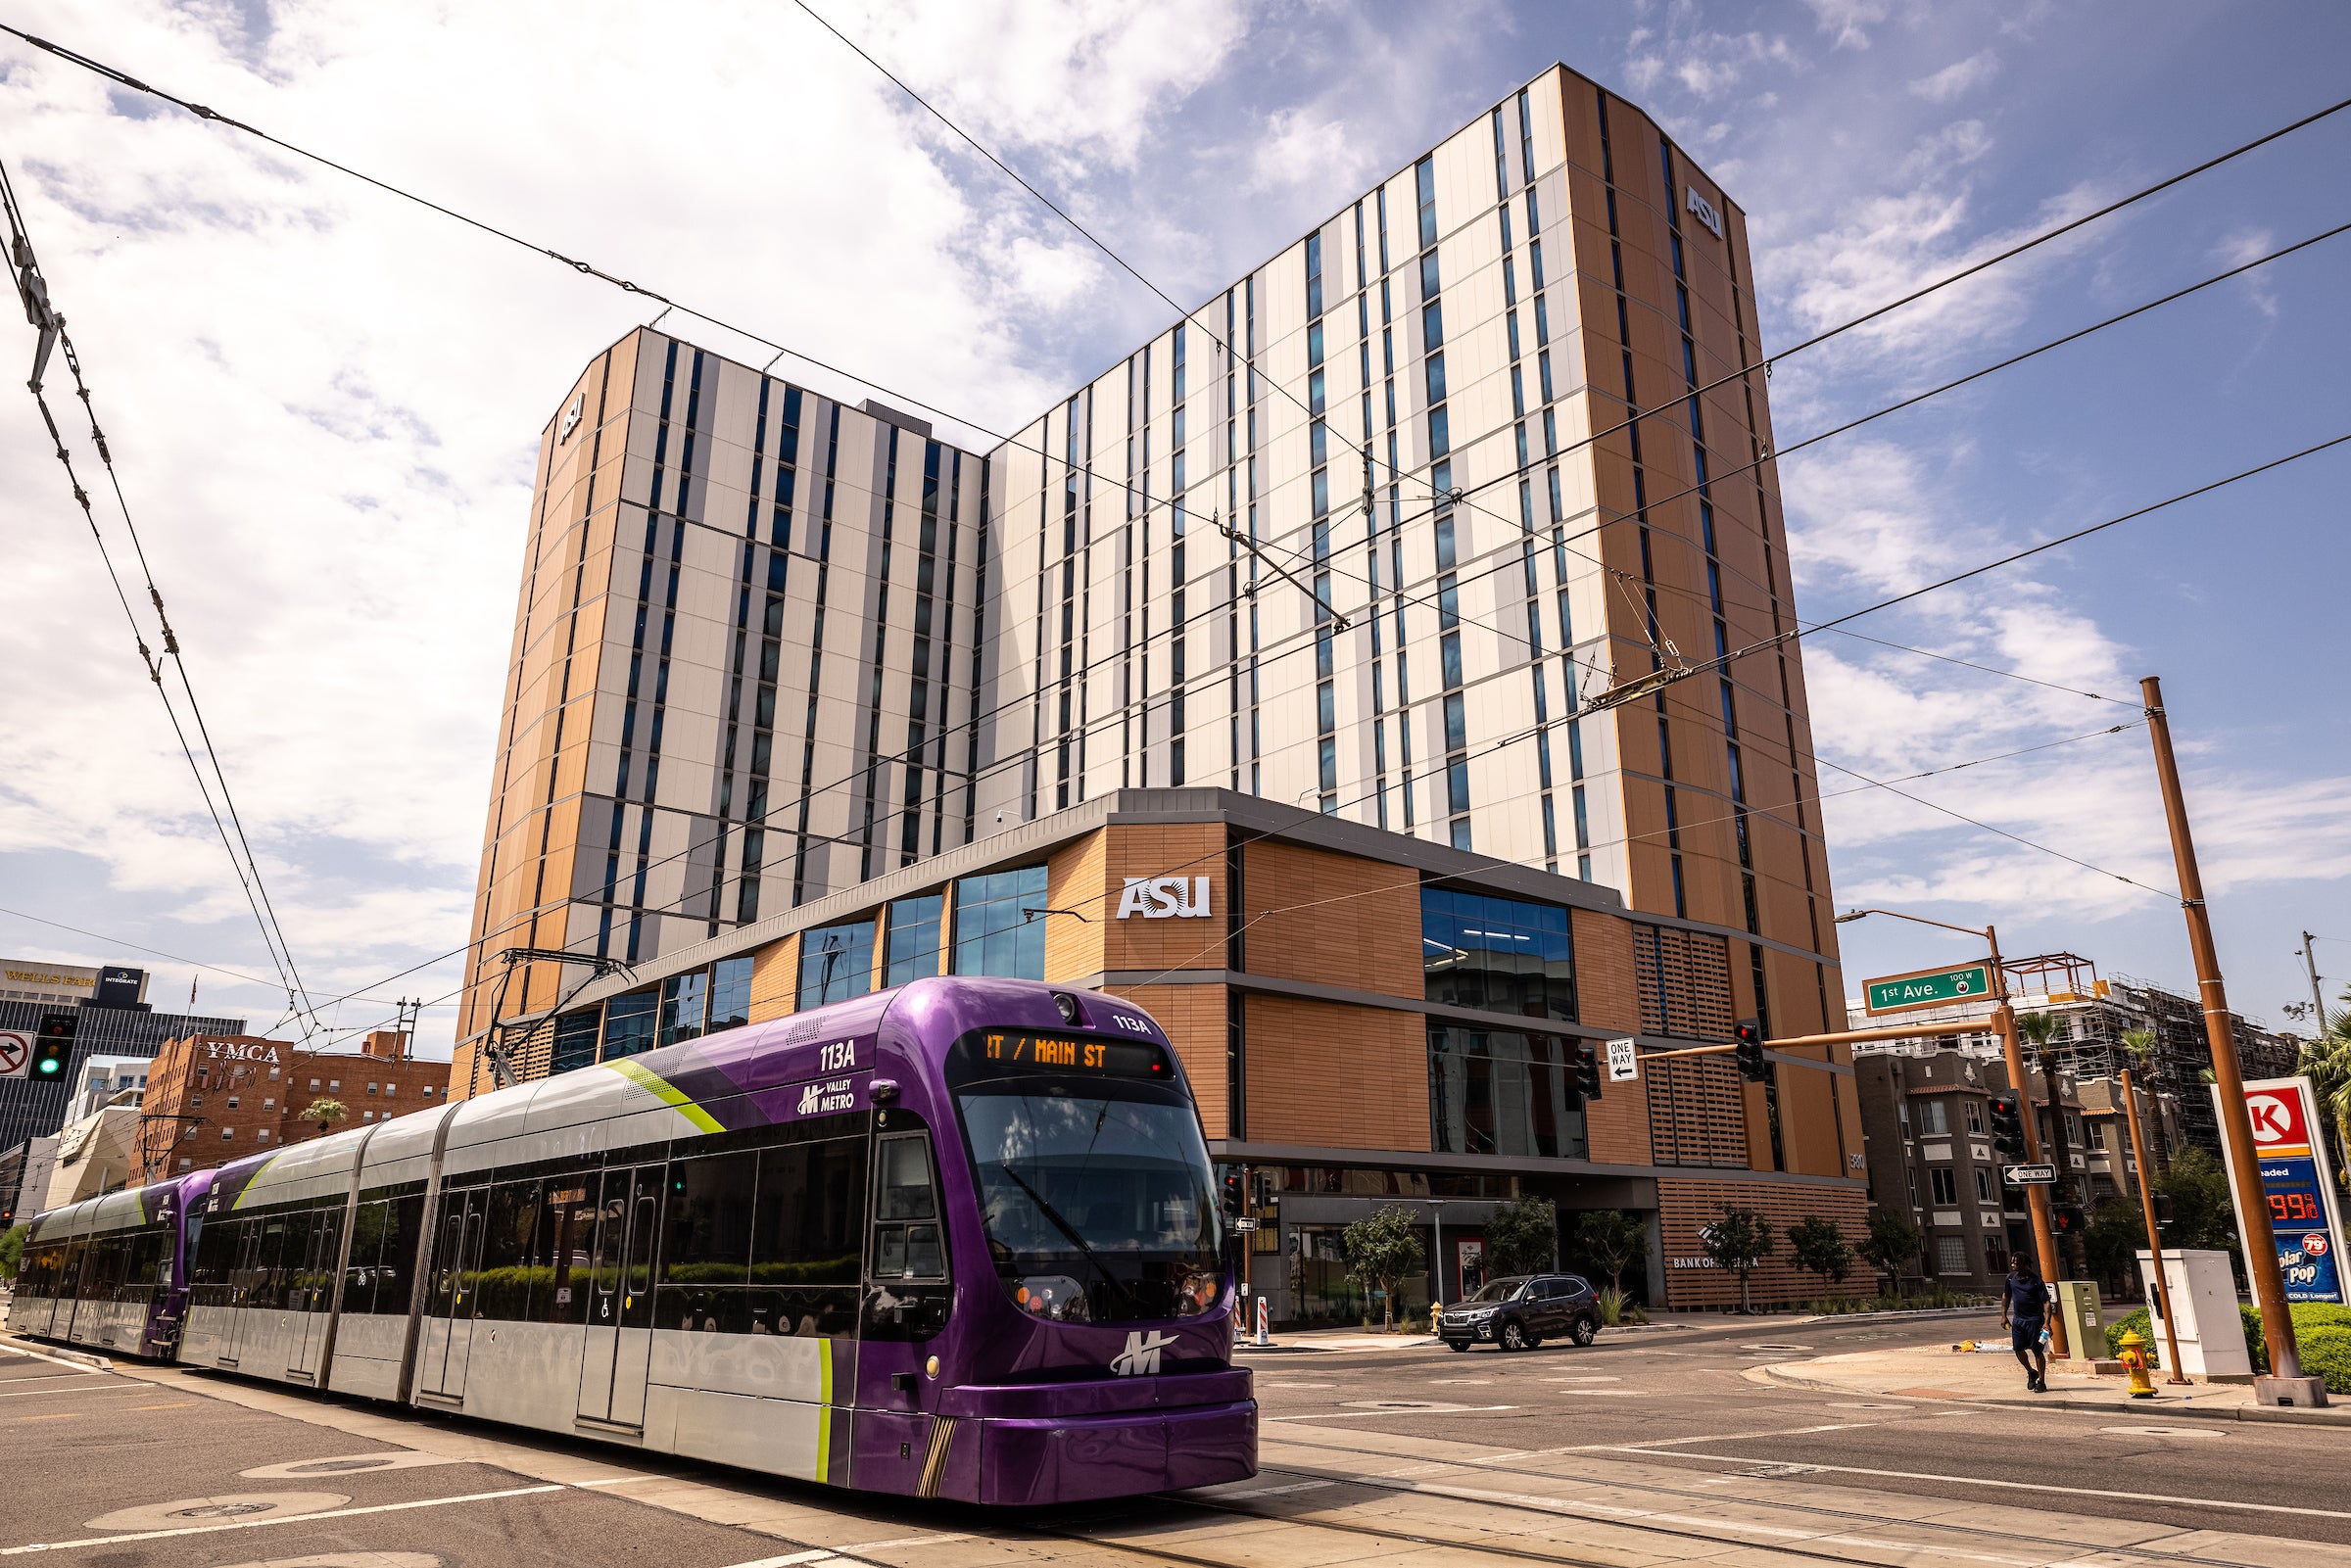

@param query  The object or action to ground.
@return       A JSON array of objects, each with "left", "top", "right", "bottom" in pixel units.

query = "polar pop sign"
[{"left": 2219, "top": 1075, "right": 2349, "bottom": 1305}]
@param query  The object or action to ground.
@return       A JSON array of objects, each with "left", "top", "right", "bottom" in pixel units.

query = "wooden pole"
[
  {"left": 2140, "top": 675, "right": 2300, "bottom": 1381},
  {"left": 2120, "top": 1066, "right": 2187, "bottom": 1384},
  {"left": 1988, "top": 925, "right": 2066, "bottom": 1354}
]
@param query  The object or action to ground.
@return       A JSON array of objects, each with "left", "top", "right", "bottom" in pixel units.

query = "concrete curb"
[
  {"left": 1752, "top": 1360, "right": 2348, "bottom": 1426},
  {"left": 1791, "top": 1306, "right": 2000, "bottom": 1325},
  {"left": 0, "top": 1333, "right": 113, "bottom": 1372}
]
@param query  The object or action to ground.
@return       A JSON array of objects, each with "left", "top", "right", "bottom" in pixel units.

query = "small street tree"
[
  {"left": 1856, "top": 1210, "right": 1921, "bottom": 1296},
  {"left": 1342, "top": 1205, "right": 1426, "bottom": 1330},
  {"left": 1575, "top": 1209, "right": 1650, "bottom": 1295},
  {"left": 1484, "top": 1195, "right": 1559, "bottom": 1276},
  {"left": 0, "top": 1221, "right": 25, "bottom": 1281},
  {"left": 302, "top": 1098, "right": 351, "bottom": 1136},
  {"left": 1701, "top": 1202, "right": 1775, "bottom": 1313},
  {"left": 1786, "top": 1215, "right": 1855, "bottom": 1296}
]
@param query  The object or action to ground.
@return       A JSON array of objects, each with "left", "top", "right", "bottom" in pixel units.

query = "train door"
[
  {"left": 55, "top": 1239, "right": 91, "bottom": 1344},
  {"left": 218, "top": 1222, "right": 264, "bottom": 1366},
  {"left": 575, "top": 1164, "right": 661, "bottom": 1428},
  {"left": 417, "top": 1188, "right": 485, "bottom": 1400},
  {"left": 288, "top": 1208, "right": 343, "bottom": 1379}
]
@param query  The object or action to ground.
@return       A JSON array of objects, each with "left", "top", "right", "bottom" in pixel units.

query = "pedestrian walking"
[{"left": 2001, "top": 1254, "right": 2050, "bottom": 1392}]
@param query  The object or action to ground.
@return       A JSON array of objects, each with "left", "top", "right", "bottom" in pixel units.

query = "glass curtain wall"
[{"left": 953, "top": 868, "right": 1047, "bottom": 979}]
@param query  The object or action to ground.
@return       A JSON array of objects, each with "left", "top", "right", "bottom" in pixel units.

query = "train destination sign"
[
  {"left": 978, "top": 1031, "right": 1171, "bottom": 1078},
  {"left": 1862, "top": 962, "right": 1994, "bottom": 1017}
]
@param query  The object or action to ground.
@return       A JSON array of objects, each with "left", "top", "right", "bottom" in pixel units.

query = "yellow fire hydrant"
[{"left": 2117, "top": 1328, "right": 2156, "bottom": 1400}]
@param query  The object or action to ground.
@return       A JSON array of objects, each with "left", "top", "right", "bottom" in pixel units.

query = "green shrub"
[
  {"left": 2300, "top": 1325, "right": 2351, "bottom": 1394},
  {"left": 2106, "top": 1301, "right": 2351, "bottom": 1391},
  {"left": 1595, "top": 1285, "right": 1628, "bottom": 1326}
]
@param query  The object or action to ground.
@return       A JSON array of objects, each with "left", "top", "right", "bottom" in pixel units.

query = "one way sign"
[{"left": 2002, "top": 1164, "right": 2056, "bottom": 1185}]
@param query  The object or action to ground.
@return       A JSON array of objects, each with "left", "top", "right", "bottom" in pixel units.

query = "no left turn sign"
[{"left": 0, "top": 1030, "right": 31, "bottom": 1079}]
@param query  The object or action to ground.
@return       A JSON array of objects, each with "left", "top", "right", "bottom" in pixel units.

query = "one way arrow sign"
[{"left": 2002, "top": 1164, "right": 2056, "bottom": 1185}]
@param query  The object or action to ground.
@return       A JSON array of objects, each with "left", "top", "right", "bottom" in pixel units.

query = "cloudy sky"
[{"left": 3, "top": 0, "right": 2347, "bottom": 1056}]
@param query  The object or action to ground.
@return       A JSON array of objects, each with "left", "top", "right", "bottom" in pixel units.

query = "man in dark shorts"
[{"left": 2001, "top": 1256, "right": 2049, "bottom": 1391}]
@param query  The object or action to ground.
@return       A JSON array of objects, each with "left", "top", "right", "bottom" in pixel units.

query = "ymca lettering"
[
  {"left": 204, "top": 1040, "right": 282, "bottom": 1065},
  {"left": 1116, "top": 877, "right": 1213, "bottom": 920}
]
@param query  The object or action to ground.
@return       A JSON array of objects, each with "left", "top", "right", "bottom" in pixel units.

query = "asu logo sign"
[
  {"left": 1116, "top": 877, "right": 1213, "bottom": 920},
  {"left": 1111, "top": 1328, "right": 1176, "bottom": 1376},
  {"left": 1685, "top": 186, "right": 1724, "bottom": 239}
]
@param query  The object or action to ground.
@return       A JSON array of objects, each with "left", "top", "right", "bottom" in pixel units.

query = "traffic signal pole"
[{"left": 2141, "top": 675, "right": 2304, "bottom": 1387}]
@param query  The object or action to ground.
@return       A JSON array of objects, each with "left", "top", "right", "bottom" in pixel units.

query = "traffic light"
[
  {"left": 31, "top": 1012, "right": 74, "bottom": 1082},
  {"left": 1219, "top": 1167, "right": 1245, "bottom": 1218},
  {"left": 1732, "top": 1019, "right": 1768, "bottom": 1082},
  {"left": 2151, "top": 1191, "right": 2175, "bottom": 1229},
  {"left": 1989, "top": 1093, "right": 2028, "bottom": 1159},
  {"left": 1575, "top": 1040, "right": 1605, "bottom": 1101},
  {"left": 2052, "top": 1204, "right": 2087, "bottom": 1236}
]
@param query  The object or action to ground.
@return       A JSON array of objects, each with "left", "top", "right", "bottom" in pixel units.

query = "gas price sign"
[{"left": 2227, "top": 1076, "right": 2349, "bottom": 1305}]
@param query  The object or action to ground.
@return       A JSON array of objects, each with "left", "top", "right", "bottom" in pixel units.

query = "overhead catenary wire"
[
  {"left": 0, "top": 902, "right": 441, "bottom": 1011},
  {"left": 20, "top": 25, "right": 2337, "bottom": 1026},
  {"left": 2, "top": 151, "right": 318, "bottom": 1036}
]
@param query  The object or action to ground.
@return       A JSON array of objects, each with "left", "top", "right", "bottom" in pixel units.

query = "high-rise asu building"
[{"left": 455, "top": 67, "right": 1860, "bottom": 1306}]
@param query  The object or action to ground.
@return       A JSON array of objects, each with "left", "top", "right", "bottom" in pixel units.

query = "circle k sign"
[{"left": 2246, "top": 1088, "right": 2312, "bottom": 1153}]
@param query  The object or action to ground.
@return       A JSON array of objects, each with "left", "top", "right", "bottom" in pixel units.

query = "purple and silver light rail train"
[{"left": 11, "top": 977, "right": 1256, "bottom": 1503}]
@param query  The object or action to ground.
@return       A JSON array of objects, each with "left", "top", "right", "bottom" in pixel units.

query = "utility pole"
[
  {"left": 2140, "top": 675, "right": 2306, "bottom": 1390},
  {"left": 2033, "top": 1042, "right": 2086, "bottom": 1278},
  {"left": 2119, "top": 1066, "right": 2186, "bottom": 1385},
  {"left": 2302, "top": 933, "right": 2329, "bottom": 1036}
]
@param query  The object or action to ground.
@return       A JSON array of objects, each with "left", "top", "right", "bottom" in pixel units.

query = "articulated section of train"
[{"left": 11, "top": 977, "right": 1256, "bottom": 1504}]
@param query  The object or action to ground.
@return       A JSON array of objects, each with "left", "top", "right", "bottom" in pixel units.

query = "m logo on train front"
[{"left": 1112, "top": 1329, "right": 1176, "bottom": 1376}]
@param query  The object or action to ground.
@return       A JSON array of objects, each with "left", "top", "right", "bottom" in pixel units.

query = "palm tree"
[
  {"left": 2298, "top": 996, "right": 2351, "bottom": 1191},
  {"left": 2116, "top": 1028, "right": 2168, "bottom": 1174},
  {"left": 302, "top": 1098, "right": 350, "bottom": 1136}
]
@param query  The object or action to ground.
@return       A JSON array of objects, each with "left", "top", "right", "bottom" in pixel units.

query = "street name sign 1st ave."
[
  {"left": 1862, "top": 961, "right": 1994, "bottom": 1017},
  {"left": 2002, "top": 1164, "right": 2057, "bottom": 1185}
]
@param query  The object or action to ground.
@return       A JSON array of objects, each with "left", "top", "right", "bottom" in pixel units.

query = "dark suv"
[{"left": 1439, "top": 1273, "right": 1601, "bottom": 1352}]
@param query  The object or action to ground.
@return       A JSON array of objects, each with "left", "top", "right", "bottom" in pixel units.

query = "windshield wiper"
[{"left": 995, "top": 1163, "right": 1144, "bottom": 1314}]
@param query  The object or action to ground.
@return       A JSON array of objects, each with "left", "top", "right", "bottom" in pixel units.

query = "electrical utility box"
[
  {"left": 2054, "top": 1280, "right": 2104, "bottom": 1363},
  {"left": 2137, "top": 1248, "right": 2253, "bottom": 1379}
]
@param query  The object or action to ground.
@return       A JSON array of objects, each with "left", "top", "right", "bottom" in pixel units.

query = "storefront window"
[
  {"left": 953, "top": 868, "right": 1047, "bottom": 978},
  {"left": 885, "top": 894, "right": 945, "bottom": 986},
  {"left": 707, "top": 957, "right": 754, "bottom": 1032},
  {"left": 601, "top": 990, "right": 657, "bottom": 1060},
  {"left": 550, "top": 1010, "right": 600, "bottom": 1075},
  {"left": 1427, "top": 1026, "right": 1586, "bottom": 1158},
  {"left": 1421, "top": 889, "right": 1575, "bottom": 1019},
  {"left": 658, "top": 970, "right": 708, "bottom": 1048},
  {"left": 798, "top": 923, "right": 875, "bottom": 1008}
]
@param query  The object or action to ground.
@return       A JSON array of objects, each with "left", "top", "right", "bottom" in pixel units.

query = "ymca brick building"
[{"left": 138, "top": 1030, "right": 451, "bottom": 1183}]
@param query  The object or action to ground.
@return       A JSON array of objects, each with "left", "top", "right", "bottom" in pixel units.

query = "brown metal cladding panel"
[
  {"left": 1238, "top": 840, "right": 1419, "bottom": 999},
  {"left": 1244, "top": 994, "right": 1427, "bottom": 1152},
  {"left": 1776, "top": 1053, "right": 1848, "bottom": 1178},
  {"left": 1099, "top": 824, "right": 1226, "bottom": 974},
  {"left": 1043, "top": 831, "right": 1109, "bottom": 981},
  {"left": 748, "top": 933, "right": 800, "bottom": 1024},
  {"left": 1107, "top": 983, "right": 1227, "bottom": 1140},
  {"left": 1655, "top": 1177, "right": 1868, "bottom": 1308},
  {"left": 1558, "top": 71, "right": 1607, "bottom": 175}
]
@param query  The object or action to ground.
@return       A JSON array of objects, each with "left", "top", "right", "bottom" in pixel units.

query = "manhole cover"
[
  {"left": 87, "top": 1493, "right": 352, "bottom": 1533},
  {"left": 1341, "top": 1399, "right": 1501, "bottom": 1412},
  {"left": 242, "top": 1452, "right": 458, "bottom": 1480},
  {"left": 1737, "top": 1463, "right": 1826, "bottom": 1478}
]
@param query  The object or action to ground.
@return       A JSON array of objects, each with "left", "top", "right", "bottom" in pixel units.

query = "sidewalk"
[
  {"left": 1232, "top": 1309, "right": 1827, "bottom": 1353},
  {"left": 1751, "top": 1333, "right": 2351, "bottom": 1425}
]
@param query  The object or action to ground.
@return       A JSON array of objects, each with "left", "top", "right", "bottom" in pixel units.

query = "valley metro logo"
[{"left": 1111, "top": 1329, "right": 1176, "bottom": 1376}]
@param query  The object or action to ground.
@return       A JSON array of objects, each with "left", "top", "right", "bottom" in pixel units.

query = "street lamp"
[
  {"left": 1835, "top": 906, "right": 2066, "bottom": 1329},
  {"left": 1422, "top": 1198, "right": 1448, "bottom": 1313}
]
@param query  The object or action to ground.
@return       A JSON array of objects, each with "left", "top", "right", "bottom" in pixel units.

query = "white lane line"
[
  {"left": 1269, "top": 1403, "right": 1517, "bottom": 1422},
  {"left": 0, "top": 1483, "right": 564, "bottom": 1554},
  {"left": 1605, "top": 1451, "right": 2351, "bottom": 1522},
  {"left": 574, "top": 1476, "right": 658, "bottom": 1487},
  {"left": 0, "top": 1381, "right": 124, "bottom": 1399},
  {"left": 0, "top": 1371, "right": 108, "bottom": 1385},
  {"left": 833, "top": 1536, "right": 972, "bottom": 1553},
  {"left": 718, "top": 1554, "right": 837, "bottom": 1567}
]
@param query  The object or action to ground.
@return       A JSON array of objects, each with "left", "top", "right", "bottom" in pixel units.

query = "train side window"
[
  {"left": 662, "top": 1152, "right": 756, "bottom": 1286},
  {"left": 529, "top": 1181, "right": 596, "bottom": 1325},
  {"left": 873, "top": 1133, "right": 945, "bottom": 1281},
  {"left": 475, "top": 1179, "right": 543, "bottom": 1320},
  {"left": 750, "top": 1138, "right": 866, "bottom": 1284},
  {"left": 343, "top": 1202, "right": 386, "bottom": 1315}
]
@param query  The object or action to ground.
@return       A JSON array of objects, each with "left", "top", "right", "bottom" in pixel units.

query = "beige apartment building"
[{"left": 456, "top": 65, "right": 1847, "bottom": 1139}]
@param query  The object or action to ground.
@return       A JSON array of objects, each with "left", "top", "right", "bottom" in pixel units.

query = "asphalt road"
[{"left": 3, "top": 1310, "right": 2346, "bottom": 1568}]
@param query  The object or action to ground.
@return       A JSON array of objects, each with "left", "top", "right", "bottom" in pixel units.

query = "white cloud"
[
  {"left": 0, "top": 0, "right": 1261, "bottom": 1037},
  {"left": 2213, "top": 227, "right": 2281, "bottom": 319},
  {"left": 1907, "top": 49, "right": 1999, "bottom": 103},
  {"left": 1802, "top": 0, "right": 1890, "bottom": 50}
]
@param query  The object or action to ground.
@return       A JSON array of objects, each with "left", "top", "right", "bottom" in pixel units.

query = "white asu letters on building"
[
  {"left": 1116, "top": 877, "right": 1213, "bottom": 920},
  {"left": 1686, "top": 186, "right": 1723, "bottom": 238}
]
